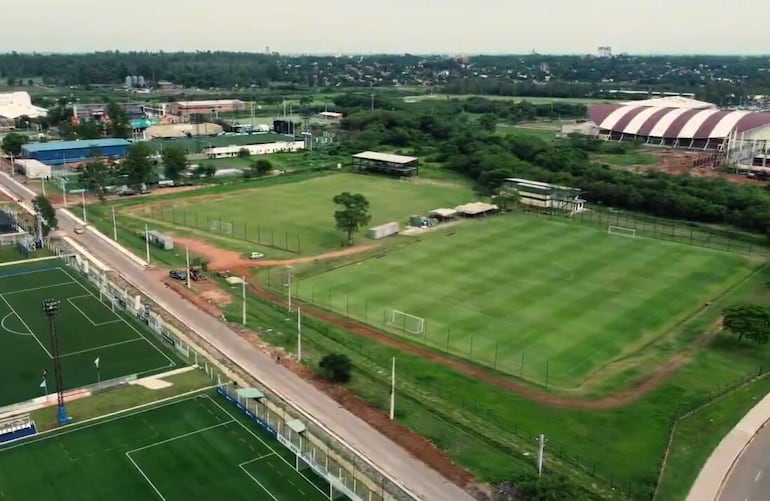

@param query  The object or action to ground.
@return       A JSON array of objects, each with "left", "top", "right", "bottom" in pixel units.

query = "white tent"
[{"left": 14, "top": 159, "right": 51, "bottom": 179}]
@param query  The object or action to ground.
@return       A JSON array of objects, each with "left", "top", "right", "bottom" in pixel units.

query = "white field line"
[
  {"left": 0, "top": 255, "right": 69, "bottom": 269},
  {"left": 239, "top": 452, "right": 276, "bottom": 466},
  {"left": 0, "top": 293, "right": 52, "bottom": 359},
  {"left": 125, "top": 452, "right": 166, "bottom": 501},
  {"left": 66, "top": 296, "right": 122, "bottom": 327},
  {"left": 1, "top": 281, "right": 76, "bottom": 296},
  {"left": 240, "top": 464, "right": 279, "bottom": 501},
  {"left": 1, "top": 312, "right": 31, "bottom": 336},
  {"left": 202, "top": 394, "right": 329, "bottom": 498},
  {"left": 126, "top": 420, "right": 234, "bottom": 455},
  {"left": 57, "top": 267, "right": 176, "bottom": 368},
  {"left": 0, "top": 390, "right": 215, "bottom": 453},
  {"left": 58, "top": 337, "right": 145, "bottom": 358}
]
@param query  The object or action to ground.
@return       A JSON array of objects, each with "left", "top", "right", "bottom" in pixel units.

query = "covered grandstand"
[
  {"left": 586, "top": 96, "right": 770, "bottom": 169},
  {"left": 352, "top": 151, "right": 419, "bottom": 176}
]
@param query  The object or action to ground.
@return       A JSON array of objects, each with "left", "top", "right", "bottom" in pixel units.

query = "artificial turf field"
[
  {"left": 0, "top": 393, "right": 331, "bottom": 500},
  {"left": 291, "top": 214, "right": 753, "bottom": 388},
  {"left": 0, "top": 262, "right": 178, "bottom": 407},
  {"left": 137, "top": 173, "right": 474, "bottom": 255}
]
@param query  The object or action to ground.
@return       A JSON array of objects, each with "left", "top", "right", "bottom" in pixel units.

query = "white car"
[
  {"left": 249, "top": 252, "right": 264, "bottom": 260},
  {"left": 73, "top": 226, "right": 85, "bottom": 235}
]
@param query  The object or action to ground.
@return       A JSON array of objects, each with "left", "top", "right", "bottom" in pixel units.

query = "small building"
[
  {"left": 21, "top": 139, "right": 131, "bottom": 166},
  {"left": 454, "top": 202, "right": 499, "bottom": 218},
  {"left": 428, "top": 208, "right": 458, "bottom": 221},
  {"left": 14, "top": 159, "right": 51, "bottom": 179},
  {"left": 352, "top": 151, "right": 419, "bottom": 177},
  {"left": 506, "top": 178, "right": 585, "bottom": 214},
  {"left": 202, "top": 141, "right": 305, "bottom": 159},
  {"left": 319, "top": 111, "right": 343, "bottom": 120},
  {"left": 167, "top": 99, "right": 246, "bottom": 117}
]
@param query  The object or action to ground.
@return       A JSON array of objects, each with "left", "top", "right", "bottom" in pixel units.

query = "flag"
[
  {"left": 39, "top": 378, "right": 46, "bottom": 389},
  {"left": 94, "top": 357, "right": 100, "bottom": 369}
]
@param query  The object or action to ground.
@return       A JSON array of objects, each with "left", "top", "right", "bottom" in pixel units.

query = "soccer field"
[
  {"left": 0, "top": 262, "right": 178, "bottom": 408},
  {"left": 136, "top": 173, "right": 474, "bottom": 255},
  {"left": 0, "top": 393, "right": 331, "bottom": 500},
  {"left": 290, "top": 215, "right": 753, "bottom": 388}
]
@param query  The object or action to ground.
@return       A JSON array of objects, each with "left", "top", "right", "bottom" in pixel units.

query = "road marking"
[{"left": 755, "top": 471, "right": 762, "bottom": 482}]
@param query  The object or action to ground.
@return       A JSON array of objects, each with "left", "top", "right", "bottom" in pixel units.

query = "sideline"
[{"left": 686, "top": 391, "right": 770, "bottom": 500}]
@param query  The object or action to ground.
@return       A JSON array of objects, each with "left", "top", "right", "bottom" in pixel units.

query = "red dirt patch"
[{"left": 170, "top": 235, "right": 376, "bottom": 273}]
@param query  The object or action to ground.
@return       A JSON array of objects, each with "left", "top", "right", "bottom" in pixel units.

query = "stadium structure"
[
  {"left": 21, "top": 139, "right": 130, "bottom": 166},
  {"left": 582, "top": 96, "right": 770, "bottom": 170}
]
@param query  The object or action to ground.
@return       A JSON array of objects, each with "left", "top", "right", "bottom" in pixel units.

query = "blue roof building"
[{"left": 21, "top": 138, "right": 131, "bottom": 165}]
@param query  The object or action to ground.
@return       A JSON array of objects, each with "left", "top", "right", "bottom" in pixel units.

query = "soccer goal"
[
  {"left": 209, "top": 221, "right": 233, "bottom": 234},
  {"left": 607, "top": 225, "right": 636, "bottom": 238},
  {"left": 386, "top": 309, "right": 425, "bottom": 335}
]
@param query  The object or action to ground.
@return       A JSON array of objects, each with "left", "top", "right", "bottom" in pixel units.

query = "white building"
[
  {"left": 0, "top": 92, "right": 48, "bottom": 119},
  {"left": 14, "top": 159, "right": 51, "bottom": 179},
  {"left": 202, "top": 141, "right": 305, "bottom": 159},
  {"left": 506, "top": 178, "right": 585, "bottom": 214}
]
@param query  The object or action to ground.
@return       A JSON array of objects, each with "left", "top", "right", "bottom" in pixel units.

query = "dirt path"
[
  {"left": 170, "top": 235, "right": 376, "bottom": 272},
  {"left": 248, "top": 283, "right": 712, "bottom": 410}
]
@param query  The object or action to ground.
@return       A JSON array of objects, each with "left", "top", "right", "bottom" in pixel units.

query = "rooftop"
[
  {"left": 352, "top": 151, "right": 418, "bottom": 164},
  {"left": 22, "top": 138, "right": 131, "bottom": 153},
  {"left": 174, "top": 99, "right": 245, "bottom": 107}
]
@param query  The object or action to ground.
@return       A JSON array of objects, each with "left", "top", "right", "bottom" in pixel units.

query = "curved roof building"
[{"left": 588, "top": 97, "right": 770, "bottom": 149}]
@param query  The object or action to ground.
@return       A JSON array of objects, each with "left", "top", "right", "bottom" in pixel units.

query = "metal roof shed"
[{"left": 352, "top": 151, "right": 419, "bottom": 177}]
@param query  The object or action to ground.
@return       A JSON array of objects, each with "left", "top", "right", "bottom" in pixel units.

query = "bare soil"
[
  {"left": 622, "top": 150, "right": 768, "bottom": 186},
  {"left": 170, "top": 235, "right": 376, "bottom": 273}
]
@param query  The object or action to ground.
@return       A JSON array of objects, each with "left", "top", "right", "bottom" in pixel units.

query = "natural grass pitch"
[{"left": 291, "top": 214, "right": 752, "bottom": 388}]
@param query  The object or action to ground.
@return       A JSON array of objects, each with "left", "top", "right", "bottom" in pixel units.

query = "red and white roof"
[{"left": 590, "top": 103, "right": 770, "bottom": 140}]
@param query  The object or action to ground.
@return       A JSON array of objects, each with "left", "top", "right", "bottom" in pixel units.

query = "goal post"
[
  {"left": 607, "top": 225, "right": 636, "bottom": 238},
  {"left": 385, "top": 309, "right": 424, "bottom": 335}
]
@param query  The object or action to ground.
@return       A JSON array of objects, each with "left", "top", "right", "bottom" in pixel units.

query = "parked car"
[
  {"left": 169, "top": 270, "right": 186, "bottom": 280},
  {"left": 249, "top": 252, "right": 265, "bottom": 260}
]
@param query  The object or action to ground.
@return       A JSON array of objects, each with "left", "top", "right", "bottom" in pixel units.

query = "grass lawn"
[
  {"left": 655, "top": 375, "right": 770, "bottom": 500},
  {"left": 286, "top": 214, "right": 752, "bottom": 388},
  {"left": 0, "top": 262, "right": 179, "bottom": 407},
  {"left": 199, "top": 150, "right": 348, "bottom": 173},
  {"left": 592, "top": 152, "right": 660, "bottom": 166},
  {"left": 135, "top": 173, "right": 475, "bottom": 255},
  {"left": 0, "top": 392, "right": 329, "bottom": 500}
]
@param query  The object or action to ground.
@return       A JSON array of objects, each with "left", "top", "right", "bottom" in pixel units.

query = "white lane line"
[{"left": 755, "top": 470, "right": 762, "bottom": 482}]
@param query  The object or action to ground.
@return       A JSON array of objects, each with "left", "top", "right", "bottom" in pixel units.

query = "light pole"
[
  {"left": 111, "top": 206, "right": 117, "bottom": 241},
  {"left": 286, "top": 266, "right": 293, "bottom": 313},
  {"left": 297, "top": 306, "right": 302, "bottom": 362},
  {"left": 241, "top": 275, "right": 247, "bottom": 326},
  {"left": 42, "top": 298, "right": 70, "bottom": 425},
  {"left": 81, "top": 190, "right": 87, "bottom": 223},
  {"left": 390, "top": 357, "right": 396, "bottom": 420},
  {"left": 144, "top": 224, "right": 150, "bottom": 264},
  {"left": 537, "top": 434, "right": 547, "bottom": 477}
]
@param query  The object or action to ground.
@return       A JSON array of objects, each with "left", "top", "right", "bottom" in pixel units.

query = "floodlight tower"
[{"left": 42, "top": 299, "right": 70, "bottom": 425}]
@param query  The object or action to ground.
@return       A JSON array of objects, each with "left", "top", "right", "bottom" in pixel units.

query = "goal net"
[
  {"left": 209, "top": 221, "right": 233, "bottom": 234},
  {"left": 386, "top": 309, "right": 424, "bottom": 335},
  {"left": 607, "top": 225, "right": 636, "bottom": 238}
]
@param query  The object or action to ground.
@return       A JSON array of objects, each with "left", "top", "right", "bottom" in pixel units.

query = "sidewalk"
[{"left": 686, "top": 391, "right": 770, "bottom": 500}]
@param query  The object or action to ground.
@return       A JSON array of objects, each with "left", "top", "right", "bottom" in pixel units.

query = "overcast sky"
[{"left": 4, "top": 0, "right": 769, "bottom": 55}]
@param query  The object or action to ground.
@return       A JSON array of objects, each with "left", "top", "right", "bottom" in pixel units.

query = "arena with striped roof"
[{"left": 587, "top": 97, "right": 770, "bottom": 154}]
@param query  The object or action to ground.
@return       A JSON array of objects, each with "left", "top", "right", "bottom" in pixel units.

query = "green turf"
[
  {"left": 287, "top": 214, "right": 752, "bottom": 388},
  {"left": 0, "top": 262, "right": 179, "bottom": 407},
  {"left": 0, "top": 393, "right": 330, "bottom": 500},
  {"left": 138, "top": 173, "right": 474, "bottom": 255}
]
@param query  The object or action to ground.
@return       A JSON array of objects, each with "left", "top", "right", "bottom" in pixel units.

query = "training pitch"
[
  {"left": 291, "top": 215, "right": 753, "bottom": 388},
  {"left": 0, "top": 262, "right": 178, "bottom": 407},
  {"left": 137, "top": 173, "right": 474, "bottom": 255},
  {"left": 0, "top": 393, "right": 330, "bottom": 500}
]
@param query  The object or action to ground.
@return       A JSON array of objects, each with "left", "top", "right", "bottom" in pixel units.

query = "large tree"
[
  {"left": 161, "top": 145, "right": 188, "bottom": 181},
  {"left": 32, "top": 195, "right": 57, "bottom": 235},
  {"left": 105, "top": 101, "right": 131, "bottom": 138},
  {"left": 723, "top": 304, "right": 770, "bottom": 344},
  {"left": 120, "top": 142, "right": 154, "bottom": 190},
  {"left": 78, "top": 157, "right": 110, "bottom": 202},
  {"left": 1, "top": 132, "right": 28, "bottom": 156},
  {"left": 318, "top": 354, "right": 352, "bottom": 383},
  {"left": 333, "top": 192, "right": 371, "bottom": 246}
]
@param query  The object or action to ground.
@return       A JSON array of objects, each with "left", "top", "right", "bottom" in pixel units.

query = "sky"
[{"left": 4, "top": 0, "right": 770, "bottom": 55}]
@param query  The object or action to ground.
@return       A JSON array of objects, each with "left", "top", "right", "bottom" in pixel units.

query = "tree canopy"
[
  {"left": 318, "top": 353, "right": 352, "bottom": 383},
  {"left": 161, "top": 145, "right": 188, "bottom": 181},
  {"left": 120, "top": 143, "right": 154, "bottom": 189},
  {"left": 78, "top": 157, "right": 110, "bottom": 202},
  {"left": 332, "top": 192, "right": 371, "bottom": 246},
  {"left": 722, "top": 304, "right": 770, "bottom": 344},
  {"left": 32, "top": 195, "right": 57, "bottom": 236},
  {"left": 1, "top": 132, "right": 28, "bottom": 156}
]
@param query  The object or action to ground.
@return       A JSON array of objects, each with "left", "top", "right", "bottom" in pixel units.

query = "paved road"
[
  {"left": 718, "top": 424, "right": 770, "bottom": 501},
  {"left": 2, "top": 177, "right": 472, "bottom": 501}
]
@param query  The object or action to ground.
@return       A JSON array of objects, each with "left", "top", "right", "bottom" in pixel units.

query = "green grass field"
[
  {"left": 287, "top": 215, "right": 752, "bottom": 388},
  {"left": 137, "top": 173, "right": 475, "bottom": 256},
  {"left": 0, "top": 262, "right": 178, "bottom": 407},
  {"left": 592, "top": 152, "right": 660, "bottom": 166},
  {"left": 0, "top": 393, "right": 330, "bottom": 500}
]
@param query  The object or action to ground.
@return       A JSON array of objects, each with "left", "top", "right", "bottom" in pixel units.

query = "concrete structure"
[
  {"left": 352, "top": 151, "right": 419, "bottom": 177},
  {"left": 202, "top": 141, "right": 305, "bottom": 159},
  {"left": 506, "top": 178, "right": 585, "bottom": 213},
  {"left": 0, "top": 92, "right": 47, "bottom": 119},
  {"left": 145, "top": 123, "right": 223, "bottom": 139},
  {"left": 21, "top": 139, "right": 131, "bottom": 166},
  {"left": 167, "top": 99, "right": 246, "bottom": 117},
  {"left": 14, "top": 159, "right": 51, "bottom": 179}
]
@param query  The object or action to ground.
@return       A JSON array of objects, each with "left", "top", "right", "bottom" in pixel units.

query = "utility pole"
[
  {"left": 185, "top": 245, "right": 191, "bottom": 289},
  {"left": 81, "top": 190, "right": 87, "bottom": 223},
  {"left": 241, "top": 275, "right": 246, "bottom": 326},
  {"left": 111, "top": 206, "right": 117, "bottom": 241},
  {"left": 60, "top": 177, "right": 67, "bottom": 207},
  {"left": 286, "top": 266, "right": 293, "bottom": 312},
  {"left": 370, "top": 93, "right": 375, "bottom": 111},
  {"left": 537, "top": 434, "right": 547, "bottom": 477},
  {"left": 144, "top": 224, "right": 150, "bottom": 264},
  {"left": 297, "top": 306, "right": 302, "bottom": 362},
  {"left": 390, "top": 357, "right": 396, "bottom": 420}
]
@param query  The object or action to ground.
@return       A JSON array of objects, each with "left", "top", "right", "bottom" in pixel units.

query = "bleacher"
[{"left": 0, "top": 414, "right": 37, "bottom": 444}]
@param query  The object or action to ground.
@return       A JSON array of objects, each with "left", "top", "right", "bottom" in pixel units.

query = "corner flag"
[
  {"left": 94, "top": 357, "right": 100, "bottom": 369},
  {"left": 39, "top": 378, "right": 46, "bottom": 388}
]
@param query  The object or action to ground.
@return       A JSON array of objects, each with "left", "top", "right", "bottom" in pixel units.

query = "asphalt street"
[
  {"left": 1, "top": 175, "right": 472, "bottom": 501},
  {"left": 719, "top": 424, "right": 770, "bottom": 501}
]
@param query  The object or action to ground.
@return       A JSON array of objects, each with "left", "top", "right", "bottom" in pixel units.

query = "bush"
[
  {"left": 318, "top": 353, "right": 352, "bottom": 383},
  {"left": 237, "top": 148, "right": 251, "bottom": 158}
]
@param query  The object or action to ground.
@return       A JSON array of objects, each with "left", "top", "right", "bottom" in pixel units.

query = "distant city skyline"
[{"left": 4, "top": 0, "right": 770, "bottom": 55}]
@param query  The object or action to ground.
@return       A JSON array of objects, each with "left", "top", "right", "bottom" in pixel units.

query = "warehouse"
[
  {"left": 21, "top": 139, "right": 131, "bottom": 166},
  {"left": 202, "top": 141, "right": 305, "bottom": 159},
  {"left": 14, "top": 159, "right": 51, "bottom": 179}
]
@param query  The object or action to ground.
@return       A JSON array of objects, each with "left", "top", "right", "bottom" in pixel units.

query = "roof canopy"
[
  {"left": 455, "top": 202, "right": 498, "bottom": 215},
  {"left": 352, "top": 151, "right": 418, "bottom": 164},
  {"left": 0, "top": 91, "right": 48, "bottom": 119},
  {"left": 22, "top": 138, "right": 130, "bottom": 153}
]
